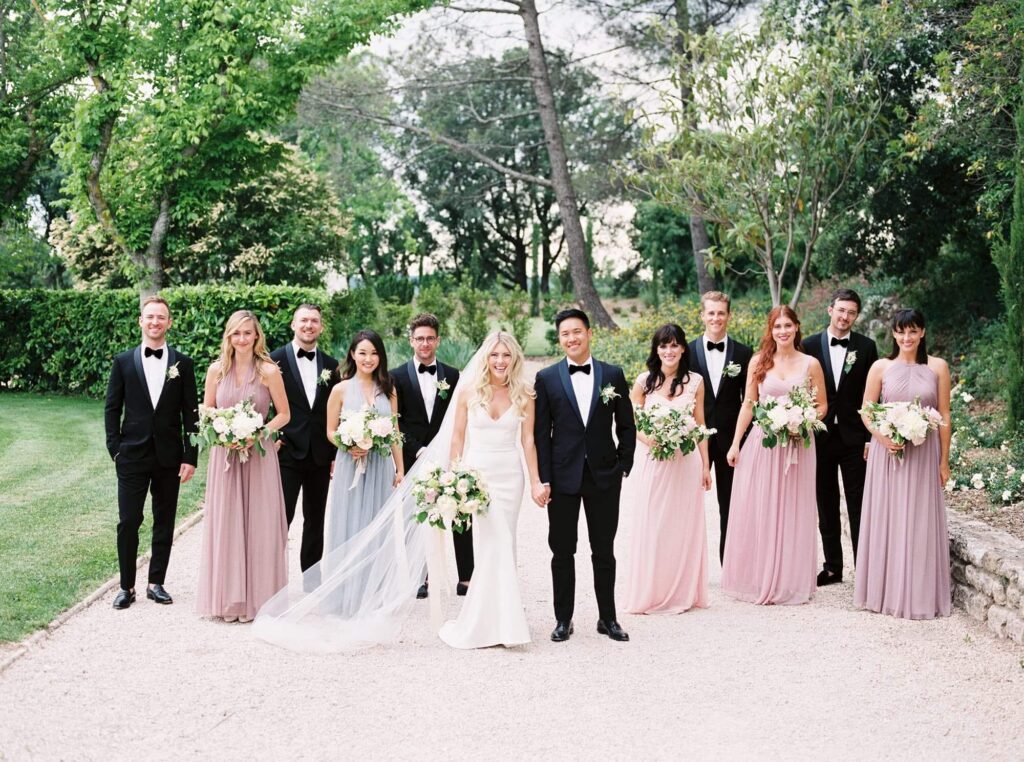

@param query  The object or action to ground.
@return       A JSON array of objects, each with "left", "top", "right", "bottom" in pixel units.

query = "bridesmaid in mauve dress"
[
  {"left": 624, "top": 324, "right": 712, "bottom": 615},
  {"left": 855, "top": 308, "right": 952, "bottom": 619},
  {"left": 197, "top": 310, "right": 290, "bottom": 623},
  {"left": 721, "top": 306, "right": 828, "bottom": 605}
]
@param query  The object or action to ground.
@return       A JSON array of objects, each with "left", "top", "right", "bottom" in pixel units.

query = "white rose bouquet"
[
  {"left": 752, "top": 380, "right": 826, "bottom": 451},
  {"left": 333, "top": 406, "right": 404, "bottom": 488},
  {"left": 634, "top": 400, "right": 716, "bottom": 461},
  {"left": 860, "top": 398, "right": 944, "bottom": 461},
  {"left": 191, "top": 398, "right": 274, "bottom": 467},
  {"left": 412, "top": 462, "right": 490, "bottom": 533}
]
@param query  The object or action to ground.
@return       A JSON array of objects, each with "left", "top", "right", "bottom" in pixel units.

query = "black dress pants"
[
  {"left": 816, "top": 434, "right": 867, "bottom": 575},
  {"left": 280, "top": 455, "right": 332, "bottom": 573},
  {"left": 116, "top": 449, "right": 180, "bottom": 590},
  {"left": 709, "top": 435, "right": 735, "bottom": 563}
]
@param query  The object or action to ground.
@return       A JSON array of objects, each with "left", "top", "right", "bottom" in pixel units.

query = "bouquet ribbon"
[
  {"left": 784, "top": 441, "right": 800, "bottom": 474},
  {"left": 349, "top": 455, "right": 367, "bottom": 490}
]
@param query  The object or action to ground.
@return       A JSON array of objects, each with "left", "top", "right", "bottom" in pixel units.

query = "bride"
[{"left": 253, "top": 330, "right": 541, "bottom": 651}]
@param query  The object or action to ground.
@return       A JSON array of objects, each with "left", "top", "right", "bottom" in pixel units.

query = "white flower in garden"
[
  {"left": 1000, "top": 441, "right": 1010, "bottom": 452},
  {"left": 1007, "top": 464, "right": 1016, "bottom": 476},
  {"left": 944, "top": 478, "right": 955, "bottom": 492},
  {"left": 960, "top": 391, "right": 974, "bottom": 403},
  {"left": 1002, "top": 490, "right": 1012, "bottom": 502},
  {"left": 971, "top": 473, "right": 985, "bottom": 490},
  {"left": 960, "top": 484, "right": 969, "bottom": 492}
]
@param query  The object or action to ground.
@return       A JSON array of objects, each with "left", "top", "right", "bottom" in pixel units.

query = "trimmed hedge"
[{"left": 0, "top": 286, "right": 377, "bottom": 397}]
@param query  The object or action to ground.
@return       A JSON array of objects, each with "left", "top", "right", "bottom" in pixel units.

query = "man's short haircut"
[
  {"left": 830, "top": 288, "right": 862, "bottom": 312},
  {"left": 409, "top": 313, "right": 441, "bottom": 336},
  {"left": 700, "top": 291, "right": 732, "bottom": 312},
  {"left": 141, "top": 295, "right": 171, "bottom": 317},
  {"left": 293, "top": 303, "right": 322, "bottom": 318},
  {"left": 554, "top": 308, "right": 590, "bottom": 330}
]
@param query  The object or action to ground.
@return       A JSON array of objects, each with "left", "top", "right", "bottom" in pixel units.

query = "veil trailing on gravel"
[{"left": 252, "top": 345, "right": 486, "bottom": 652}]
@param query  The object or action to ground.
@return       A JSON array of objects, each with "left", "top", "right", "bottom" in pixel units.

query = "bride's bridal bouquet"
[
  {"left": 634, "top": 401, "right": 716, "bottom": 461},
  {"left": 752, "top": 381, "right": 826, "bottom": 451},
  {"left": 191, "top": 399, "right": 274, "bottom": 466},
  {"left": 412, "top": 463, "right": 490, "bottom": 533},
  {"left": 333, "top": 406, "right": 403, "bottom": 488},
  {"left": 859, "top": 398, "right": 944, "bottom": 460}
]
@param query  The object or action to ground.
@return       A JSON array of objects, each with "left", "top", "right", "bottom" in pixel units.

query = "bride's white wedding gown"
[{"left": 439, "top": 404, "right": 531, "bottom": 648}]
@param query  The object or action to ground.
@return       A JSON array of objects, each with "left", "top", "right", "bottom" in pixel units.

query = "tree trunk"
[
  {"left": 141, "top": 188, "right": 172, "bottom": 299},
  {"left": 518, "top": 0, "right": 615, "bottom": 327}
]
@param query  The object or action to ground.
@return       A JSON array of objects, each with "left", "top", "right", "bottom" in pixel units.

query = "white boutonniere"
[
  {"left": 600, "top": 384, "right": 620, "bottom": 405},
  {"left": 723, "top": 362, "right": 741, "bottom": 378},
  {"left": 165, "top": 362, "right": 180, "bottom": 380},
  {"left": 844, "top": 351, "right": 857, "bottom": 374},
  {"left": 436, "top": 379, "right": 451, "bottom": 400},
  {"left": 317, "top": 368, "right": 333, "bottom": 387}
]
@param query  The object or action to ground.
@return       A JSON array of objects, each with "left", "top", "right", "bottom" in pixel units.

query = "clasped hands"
[{"left": 532, "top": 481, "right": 550, "bottom": 507}]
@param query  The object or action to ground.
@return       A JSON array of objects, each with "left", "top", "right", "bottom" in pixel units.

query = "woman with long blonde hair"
[{"left": 197, "top": 310, "right": 290, "bottom": 623}]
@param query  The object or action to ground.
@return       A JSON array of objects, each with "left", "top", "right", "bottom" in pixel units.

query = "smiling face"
[
  {"left": 139, "top": 302, "right": 171, "bottom": 345},
  {"left": 701, "top": 299, "right": 730, "bottom": 341},
  {"left": 828, "top": 299, "right": 859, "bottom": 336},
  {"left": 558, "top": 318, "right": 592, "bottom": 364},
  {"left": 657, "top": 340, "right": 683, "bottom": 373},
  {"left": 410, "top": 325, "right": 440, "bottom": 364},
  {"left": 291, "top": 307, "right": 323, "bottom": 349},
  {"left": 893, "top": 324, "right": 925, "bottom": 355},
  {"left": 771, "top": 315, "right": 798, "bottom": 348},
  {"left": 487, "top": 341, "right": 513, "bottom": 383},
  {"left": 351, "top": 339, "right": 380, "bottom": 376},
  {"left": 229, "top": 319, "right": 257, "bottom": 355}
]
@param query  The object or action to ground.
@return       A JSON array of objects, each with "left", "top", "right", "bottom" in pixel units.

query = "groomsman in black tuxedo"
[
  {"left": 390, "top": 313, "right": 470, "bottom": 598},
  {"left": 534, "top": 308, "right": 636, "bottom": 643},
  {"left": 804, "top": 287, "right": 879, "bottom": 585},
  {"left": 270, "top": 304, "right": 339, "bottom": 579},
  {"left": 104, "top": 295, "right": 199, "bottom": 609},
  {"left": 688, "top": 291, "right": 753, "bottom": 563}
]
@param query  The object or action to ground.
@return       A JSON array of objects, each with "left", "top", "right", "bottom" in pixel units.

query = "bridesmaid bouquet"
[
  {"left": 859, "top": 399, "right": 944, "bottom": 460},
  {"left": 191, "top": 399, "right": 274, "bottom": 467},
  {"left": 333, "top": 406, "right": 404, "bottom": 489},
  {"left": 411, "top": 463, "right": 491, "bottom": 533},
  {"left": 752, "top": 381, "right": 826, "bottom": 450},
  {"left": 634, "top": 401, "right": 716, "bottom": 461}
]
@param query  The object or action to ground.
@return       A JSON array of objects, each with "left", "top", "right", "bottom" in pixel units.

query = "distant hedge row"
[{"left": 0, "top": 285, "right": 378, "bottom": 397}]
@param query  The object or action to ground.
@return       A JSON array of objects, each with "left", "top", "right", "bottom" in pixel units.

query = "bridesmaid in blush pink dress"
[
  {"left": 624, "top": 324, "right": 712, "bottom": 614},
  {"left": 197, "top": 310, "right": 290, "bottom": 623},
  {"left": 855, "top": 309, "right": 952, "bottom": 619},
  {"left": 721, "top": 306, "right": 828, "bottom": 605}
]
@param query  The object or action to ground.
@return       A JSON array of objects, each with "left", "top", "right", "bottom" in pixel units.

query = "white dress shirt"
[
  {"left": 701, "top": 334, "right": 729, "bottom": 396},
  {"left": 142, "top": 343, "right": 168, "bottom": 408},
  {"left": 416, "top": 360, "right": 439, "bottom": 422},
  {"left": 568, "top": 355, "right": 595, "bottom": 426},
  {"left": 292, "top": 340, "right": 318, "bottom": 408},
  {"left": 826, "top": 329, "right": 850, "bottom": 386}
]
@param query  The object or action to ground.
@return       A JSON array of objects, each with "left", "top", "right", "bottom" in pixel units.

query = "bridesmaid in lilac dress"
[
  {"left": 855, "top": 308, "right": 952, "bottom": 619},
  {"left": 624, "top": 324, "right": 712, "bottom": 614},
  {"left": 721, "top": 306, "right": 827, "bottom": 605},
  {"left": 197, "top": 310, "right": 290, "bottom": 623}
]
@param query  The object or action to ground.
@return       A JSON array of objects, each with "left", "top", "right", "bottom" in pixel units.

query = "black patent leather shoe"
[
  {"left": 597, "top": 619, "right": 630, "bottom": 642},
  {"left": 456, "top": 582, "right": 469, "bottom": 597},
  {"left": 113, "top": 589, "right": 136, "bottom": 609},
  {"left": 147, "top": 584, "right": 173, "bottom": 604},
  {"left": 416, "top": 582, "right": 429, "bottom": 599},
  {"left": 550, "top": 620, "right": 574, "bottom": 642},
  {"left": 816, "top": 570, "right": 843, "bottom": 586}
]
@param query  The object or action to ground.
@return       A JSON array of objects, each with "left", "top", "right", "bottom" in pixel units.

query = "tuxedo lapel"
[
  {"left": 282, "top": 344, "right": 311, "bottom": 411},
  {"left": 407, "top": 359, "right": 430, "bottom": 422},
  {"left": 153, "top": 346, "right": 176, "bottom": 410},
  {"left": 312, "top": 350, "right": 325, "bottom": 409},
  {"left": 586, "top": 360, "right": 603, "bottom": 427},
  {"left": 557, "top": 361, "right": 585, "bottom": 426},
  {"left": 820, "top": 332, "right": 837, "bottom": 395},
  {"left": 132, "top": 346, "right": 153, "bottom": 412},
  {"left": 694, "top": 342, "right": 715, "bottom": 401}
]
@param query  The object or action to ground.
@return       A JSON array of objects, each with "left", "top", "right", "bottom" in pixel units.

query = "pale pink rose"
[{"left": 368, "top": 417, "right": 394, "bottom": 438}]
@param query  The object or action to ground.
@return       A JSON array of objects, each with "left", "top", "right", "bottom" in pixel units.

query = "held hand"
[
  {"left": 940, "top": 462, "right": 951, "bottom": 487},
  {"left": 531, "top": 482, "right": 550, "bottom": 507},
  {"left": 701, "top": 468, "right": 712, "bottom": 491},
  {"left": 393, "top": 472, "right": 404, "bottom": 488},
  {"left": 274, "top": 438, "right": 283, "bottom": 452},
  {"left": 349, "top": 446, "right": 368, "bottom": 458},
  {"left": 726, "top": 445, "right": 740, "bottom": 468},
  {"left": 875, "top": 434, "right": 904, "bottom": 455},
  {"left": 179, "top": 464, "right": 196, "bottom": 484},
  {"left": 863, "top": 443, "right": 869, "bottom": 462}
]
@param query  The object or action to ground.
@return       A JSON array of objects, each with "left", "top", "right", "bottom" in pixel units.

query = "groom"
[
  {"left": 534, "top": 308, "right": 636, "bottom": 643},
  {"left": 104, "top": 295, "right": 199, "bottom": 609}
]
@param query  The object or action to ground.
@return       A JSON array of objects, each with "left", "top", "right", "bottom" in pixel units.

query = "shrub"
[
  {"left": 495, "top": 288, "right": 532, "bottom": 348},
  {"left": 455, "top": 279, "right": 490, "bottom": 346},
  {"left": 414, "top": 282, "right": 453, "bottom": 337}
]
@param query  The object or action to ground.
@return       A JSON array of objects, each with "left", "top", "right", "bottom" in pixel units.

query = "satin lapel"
[
  {"left": 557, "top": 361, "right": 585, "bottom": 426},
  {"left": 407, "top": 359, "right": 430, "bottom": 422},
  {"left": 820, "top": 332, "right": 837, "bottom": 394},
  {"left": 284, "top": 346, "right": 311, "bottom": 411},
  {"left": 694, "top": 342, "right": 714, "bottom": 400},
  {"left": 153, "top": 346, "right": 176, "bottom": 410},
  {"left": 586, "top": 360, "right": 603, "bottom": 427},
  {"left": 132, "top": 346, "right": 153, "bottom": 412},
  {"left": 312, "top": 351, "right": 325, "bottom": 408}
]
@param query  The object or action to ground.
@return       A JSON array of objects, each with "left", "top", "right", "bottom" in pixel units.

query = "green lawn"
[{"left": 0, "top": 393, "right": 207, "bottom": 642}]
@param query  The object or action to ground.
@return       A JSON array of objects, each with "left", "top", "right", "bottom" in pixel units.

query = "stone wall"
[{"left": 948, "top": 512, "right": 1024, "bottom": 645}]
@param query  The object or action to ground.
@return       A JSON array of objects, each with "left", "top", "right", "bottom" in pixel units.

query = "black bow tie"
[
  {"left": 418, "top": 363, "right": 436, "bottom": 375},
  {"left": 706, "top": 341, "right": 725, "bottom": 352},
  {"left": 144, "top": 347, "right": 163, "bottom": 359},
  {"left": 830, "top": 337, "right": 850, "bottom": 348},
  {"left": 297, "top": 348, "right": 316, "bottom": 361},
  {"left": 569, "top": 363, "right": 591, "bottom": 375}
]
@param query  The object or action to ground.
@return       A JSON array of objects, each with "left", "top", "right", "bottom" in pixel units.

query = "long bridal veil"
[{"left": 252, "top": 345, "right": 486, "bottom": 652}]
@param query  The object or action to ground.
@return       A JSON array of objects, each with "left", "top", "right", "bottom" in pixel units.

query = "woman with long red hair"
[{"left": 721, "top": 306, "right": 827, "bottom": 605}]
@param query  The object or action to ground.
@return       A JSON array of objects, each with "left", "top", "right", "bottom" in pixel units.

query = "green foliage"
[
  {"left": 495, "top": 288, "right": 532, "bottom": 348},
  {"left": 947, "top": 385, "right": 1024, "bottom": 505},
  {"left": 415, "top": 281, "right": 454, "bottom": 337},
  {"left": 455, "top": 279, "right": 491, "bottom": 346},
  {"left": 377, "top": 299, "right": 415, "bottom": 339},
  {"left": 0, "top": 221, "right": 69, "bottom": 288}
]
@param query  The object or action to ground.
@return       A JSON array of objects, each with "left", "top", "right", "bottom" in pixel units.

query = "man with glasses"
[{"left": 391, "top": 313, "right": 471, "bottom": 598}]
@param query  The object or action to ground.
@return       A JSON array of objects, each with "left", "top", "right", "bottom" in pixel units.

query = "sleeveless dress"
[
  {"left": 854, "top": 362, "right": 951, "bottom": 619},
  {"left": 439, "top": 404, "right": 530, "bottom": 649},
  {"left": 197, "top": 367, "right": 287, "bottom": 619},
  {"left": 624, "top": 376, "right": 709, "bottom": 614},
  {"left": 721, "top": 356, "right": 818, "bottom": 605}
]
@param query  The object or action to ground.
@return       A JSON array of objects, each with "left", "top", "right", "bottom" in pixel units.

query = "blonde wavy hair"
[
  {"left": 215, "top": 310, "right": 274, "bottom": 382},
  {"left": 470, "top": 331, "right": 535, "bottom": 416}
]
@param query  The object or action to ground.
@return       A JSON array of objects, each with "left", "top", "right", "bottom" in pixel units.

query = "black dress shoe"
[
  {"left": 113, "top": 589, "right": 136, "bottom": 609},
  {"left": 597, "top": 619, "right": 630, "bottom": 642},
  {"left": 550, "top": 620, "right": 574, "bottom": 642},
  {"left": 816, "top": 570, "right": 843, "bottom": 586},
  {"left": 147, "top": 584, "right": 173, "bottom": 604},
  {"left": 456, "top": 582, "right": 469, "bottom": 597},
  {"left": 416, "top": 583, "right": 429, "bottom": 599}
]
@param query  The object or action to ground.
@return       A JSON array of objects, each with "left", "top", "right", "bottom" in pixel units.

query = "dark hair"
[
  {"left": 342, "top": 329, "right": 394, "bottom": 397},
  {"left": 830, "top": 288, "right": 862, "bottom": 312},
  {"left": 408, "top": 313, "right": 440, "bottom": 336},
  {"left": 888, "top": 308, "right": 928, "bottom": 364},
  {"left": 752, "top": 305, "right": 804, "bottom": 384},
  {"left": 293, "top": 303, "right": 322, "bottom": 318},
  {"left": 643, "top": 324, "right": 691, "bottom": 397},
  {"left": 554, "top": 308, "right": 590, "bottom": 330}
]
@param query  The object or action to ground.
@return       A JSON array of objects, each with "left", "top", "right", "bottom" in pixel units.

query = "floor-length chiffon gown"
[
  {"left": 197, "top": 367, "right": 287, "bottom": 620},
  {"left": 854, "top": 362, "right": 951, "bottom": 619},
  {"left": 721, "top": 356, "right": 818, "bottom": 605}
]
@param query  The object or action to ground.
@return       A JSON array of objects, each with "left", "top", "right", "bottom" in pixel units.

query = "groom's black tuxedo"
[
  {"left": 104, "top": 345, "right": 199, "bottom": 591},
  {"left": 391, "top": 358, "right": 473, "bottom": 581},
  {"left": 535, "top": 358, "right": 635, "bottom": 623},
  {"left": 270, "top": 343, "right": 340, "bottom": 574},
  {"left": 804, "top": 329, "right": 878, "bottom": 575},
  {"left": 688, "top": 336, "right": 753, "bottom": 562}
]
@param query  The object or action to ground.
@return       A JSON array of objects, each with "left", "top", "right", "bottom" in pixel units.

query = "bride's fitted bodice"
[{"left": 464, "top": 404, "right": 521, "bottom": 456}]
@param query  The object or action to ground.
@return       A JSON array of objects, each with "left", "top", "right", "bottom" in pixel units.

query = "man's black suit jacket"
[
  {"left": 104, "top": 345, "right": 199, "bottom": 468},
  {"left": 534, "top": 359, "right": 636, "bottom": 495},
  {"left": 803, "top": 330, "right": 879, "bottom": 447},
  {"left": 687, "top": 337, "right": 753, "bottom": 458},
  {"left": 391, "top": 359, "right": 460, "bottom": 469},
  {"left": 270, "top": 344, "right": 340, "bottom": 466}
]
